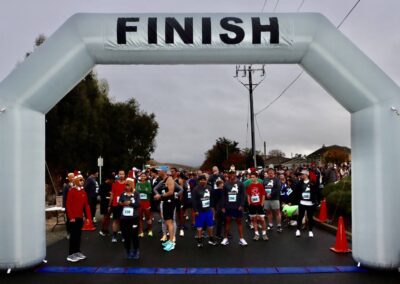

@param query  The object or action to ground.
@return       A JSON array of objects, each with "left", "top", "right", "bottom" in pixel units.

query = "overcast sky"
[{"left": 1, "top": 0, "right": 400, "bottom": 167}]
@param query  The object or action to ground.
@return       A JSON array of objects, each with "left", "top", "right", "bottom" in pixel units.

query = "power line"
[
  {"left": 273, "top": 0, "right": 280, "bottom": 12},
  {"left": 255, "top": 0, "right": 362, "bottom": 116},
  {"left": 297, "top": 0, "right": 306, "bottom": 12},
  {"left": 255, "top": 70, "right": 304, "bottom": 115},
  {"left": 337, "top": 0, "right": 361, "bottom": 29},
  {"left": 261, "top": 0, "right": 268, "bottom": 12}
]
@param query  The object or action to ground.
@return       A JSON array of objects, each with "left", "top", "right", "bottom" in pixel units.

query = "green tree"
[
  {"left": 25, "top": 34, "right": 159, "bottom": 190},
  {"left": 201, "top": 137, "right": 242, "bottom": 170}
]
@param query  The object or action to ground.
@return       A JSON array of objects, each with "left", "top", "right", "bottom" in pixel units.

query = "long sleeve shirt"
[
  {"left": 223, "top": 179, "right": 245, "bottom": 210},
  {"left": 66, "top": 186, "right": 91, "bottom": 220}
]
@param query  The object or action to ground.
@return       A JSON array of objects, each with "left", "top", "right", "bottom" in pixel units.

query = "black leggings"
[
  {"left": 120, "top": 217, "right": 139, "bottom": 252},
  {"left": 69, "top": 218, "right": 83, "bottom": 255},
  {"left": 297, "top": 204, "right": 315, "bottom": 231}
]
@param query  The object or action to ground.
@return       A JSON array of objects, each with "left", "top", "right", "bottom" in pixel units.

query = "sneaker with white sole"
[
  {"left": 148, "top": 231, "right": 153, "bottom": 237},
  {"left": 262, "top": 234, "right": 269, "bottom": 241},
  {"left": 179, "top": 229, "right": 184, "bottom": 237},
  {"left": 163, "top": 241, "right": 175, "bottom": 252},
  {"left": 111, "top": 236, "right": 117, "bottom": 243},
  {"left": 74, "top": 252, "right": 86, "bottom": 260},
  {"left": 308, "top": 231, "right": 314, "bottom": 238},
  {"left": 221, "top": 238, "right": 229, "bottom": 246},
  {"left": 239, "top": 238, "right": 248, "bottom": 246},
  {"left": 253, "top": 234, "right": 260, "bottom": 241},
  {"left": 295, "top": 230, "right": 301, "bottom": 237},
  {"left": 67, "top": 254, "right": 79, "bottom": 262}
]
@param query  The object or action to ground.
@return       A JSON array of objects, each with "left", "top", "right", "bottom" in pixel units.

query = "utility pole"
[{"left": 235, "top": 65, "right": 265, "bottom": 168}]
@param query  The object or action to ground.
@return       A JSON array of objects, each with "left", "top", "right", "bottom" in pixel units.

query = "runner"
[
  {"left": 119, "top": 178, "right": 141, "bottom": 259},
  {"left": 136, "top": 172, "right": 153, "bottom": 237},
  {"left": 246, "top": 172, "right": 268, "bottom": 241},
  {"left": 212, "top": 179, "right": 225, "bottom": 242},
  {"left": 66, "top": 174, "right": 91, "bottom": 262},
  {"left": 192, "top": 175, "right": 217, "bottom": 247},
  {"left": 263, "top": 168, "right": 283, "bottom": 233},
  {"left": 221, "top": 169, "right": 247, "bottom": 247},
  {"left": 179, "top": 173, "right": 195, "bottom": 234},
  {"left": 154, "top": 169, "right": 177, "bottom": 252},
  {"left": 98, "top": 174, "right": 114, "bottom": 236},
  {"left": 295, "top": 169, "right": 320, "bottom": 238},
  {"left": 108, "top": 170, "right": 126, "bottom": 243}
]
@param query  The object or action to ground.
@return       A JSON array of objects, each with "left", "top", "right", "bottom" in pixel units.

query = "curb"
[{"left": 314, "top": 217, "right": 352, "bottom": 241}]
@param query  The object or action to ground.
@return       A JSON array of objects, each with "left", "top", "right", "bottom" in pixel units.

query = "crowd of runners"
[{"left": 62, "top": 162, "right": 350, "bottom": 262}]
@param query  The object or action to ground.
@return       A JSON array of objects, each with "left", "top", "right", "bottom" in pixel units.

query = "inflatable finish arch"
[{"left": 0, "top": 13, "right": 399, "bottom": 270}]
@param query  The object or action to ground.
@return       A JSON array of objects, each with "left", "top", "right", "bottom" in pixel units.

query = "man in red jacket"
[{"left": 66, "top": 174, "right": 91, "bottom": 262}]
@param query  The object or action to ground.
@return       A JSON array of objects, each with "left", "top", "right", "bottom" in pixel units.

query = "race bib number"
[
  {"left": 302, "top": 192, "right": 311, "bottom": 200},
  {"left": 161, "top": 189, "right": 166, "bottom": 195},
  {"left": 202, "top": 199, "right": 210, "bottom": 208},
  {"left": 287, "top": 188, "right": 293, "bottom": 195},
  {"left": 228, "top": 194, "right": 237, "bottom": 202},
  {"left": 174, "top": 192, "right": 179, "bottom": 199},
  {"left": 266, "top": 188, "right": 272, "bottom": 194},
  {"left": 251, "top": 195, "right": 260, "bottom": 203},
  {"left": 187, "top": 192, "right": 191, "bottom": 199},
  {"left": 116, "top": 196, "right": 120, "bottom": 203},
  {"left": 139, "top": 193, "right": 147, "bottom": 200},
  {"left": 122, "top": 207, "right": 134, "bottom": 217}
]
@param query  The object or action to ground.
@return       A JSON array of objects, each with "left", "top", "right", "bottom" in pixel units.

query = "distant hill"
[{"left": 146, "top": 159, "right": 198, "bottom": 171}]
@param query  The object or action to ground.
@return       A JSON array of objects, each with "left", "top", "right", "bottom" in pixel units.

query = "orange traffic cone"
[
  {"left": 82, "top": 218, "right": 96, "bottom": 231},
  {"left": 317, "top": 199, "right": 328, "bottom": 222},
  {"left": 330, "top": 216, "right": 351, "bottom": 253}
]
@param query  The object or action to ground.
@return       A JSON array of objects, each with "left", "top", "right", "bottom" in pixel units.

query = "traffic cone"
[
  {"left": 330, "top": 216, "right": 351, "bottom": 253},
  {"left": 317, "top": 199, "right": 328, "bottom": 222},
  {"left": 82, "top": 218, "right": 96, "bottom": 231}
]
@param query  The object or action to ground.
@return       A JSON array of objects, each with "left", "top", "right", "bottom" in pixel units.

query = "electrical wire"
[
  {"left": 297, "top": 0, "right": 306, "bottom": 12},
  {"left": 255, "top": 0, "right": 362, "bottom": 116},
  {"left": 336, "top": 0, "right": 361, "bottom": 29},
  {"left": 273, "top": 0, "right": 280, "bottom": 12},
  {"left": 261, "top": 0, "right": 268, "bottom": 12}
]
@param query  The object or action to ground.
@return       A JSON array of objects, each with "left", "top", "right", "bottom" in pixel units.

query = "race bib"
[
  {"left": 116, "top": 196, "right": 120, "bottom": 203},
  {"left": 266, "top": 188, "right": 272, "bottom": 194},
  {"left": 139, "top": 193, "right": 147, "bottom": 200},
  {"left": 174, "top": 192, "right": 179, "bottom": 199},
  {"left": 228, "top": 194, "right": 237, "bottom": 202},
  {"left": 122, "top": 207, "right": 134, "bottom": 217},
  {"left": 287, "top": 188, "right": 293, "bottom": 195},
  {"left": 302, "top": 192, "right": 311, "bottom": 200},
  {"left": 187, "top": 192, "right": 191, "bottom": 199},
  {"left": 161, "top": 189, "right": 166, "bottom": 195},
  {"left": 202, "top": 199, "right": 210, "bottom": 208},
  {"left": 251, "top": 195, "right": 260, "bottom": 203}
]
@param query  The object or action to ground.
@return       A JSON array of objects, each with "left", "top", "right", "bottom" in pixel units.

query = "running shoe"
[
  {"left": 208, "top": 238, "right": 217, "bottom": 246},
  {"left": 249, "top": 223, "right": 254, "bottom": 230},
  {"left": 160, "top": 235, "right": 167, "bottom": 242},
  {"left": 132, "top": 249, "right": 140, "bottom": 259},
  {"left": 162, "top": 240, "right": 172, "bottom": 247},
  {"left": 99, "top": 230, "right": 106, "bottom": 237},
  {"left": 148, "top": 231, "right": 153, "bottom": 237},
  {"left": 179, "top": 229, "right": 184, "bottom": 237},
  {"left": 163, "top": 241, "right": 175, "bottom": 251},
  {"left": 295, "top": 230, "right": 301, "bottom": 237},
  {"left": 277, "top": 226, "right": 283, "bottom": 233},
  {"left": 262, "top": 234, "right": 269, "bottom": 241},
  {"left": 221, "top": 238, "right": 229, "bottom": 246},
  {"left": 197, "top": 241, "right": 203, "bottom": 248},
  {"left": 138, "top": 232, "right": 144, "bottom": 238},
  {"left": 239, "top": 238, "right": 248, "bottom": 246},
  {"left": 268, "top": 225, "right": 273, "bottom": 231},
  {"left": 308, "top": 231, "right": 314, "bottom": 238},
  {"left": 253, "top": 234, "right": 260, "bottom": 241},
  {"left": 111, "top": 237, "right": 117, "bottom": 243},
  {"left": 66, "top": 254, "right": 79, "bottom": 262},
  {"left": 74, "top": 252, "right": 86, "bottom": 260}
]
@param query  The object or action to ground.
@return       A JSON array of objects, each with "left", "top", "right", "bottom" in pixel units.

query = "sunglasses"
[{"left": 79, "top": 179, "right": 84, "bottom": 181}]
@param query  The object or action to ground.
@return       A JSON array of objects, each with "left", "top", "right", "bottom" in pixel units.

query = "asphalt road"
[{"left": 1, "top": 215, "right": 399, "bottom": 283}]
